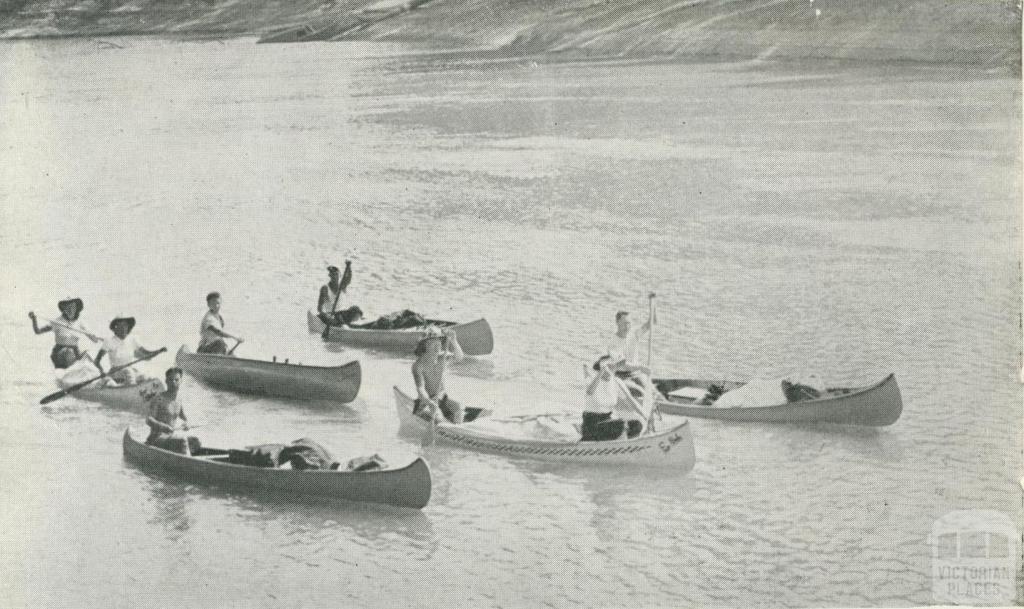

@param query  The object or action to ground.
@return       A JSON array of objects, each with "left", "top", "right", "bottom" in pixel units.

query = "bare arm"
[
  {"left": 28, "top": 312, "right": 52, "bottom": 335},
  {"left": 412, "top": 363, "right": 434, "bottom": 403},
  {"left": 146, "top": 416, "right": 174, "bottom": 434},
  {"left": 317, "top": 285, "right": 330, "bottom": 311},
  {"left": 444, "top": 329, "right": 464, "bottom": 363},
  {"left": 94, "top": 349, "right": 107, "bottom": 373}
]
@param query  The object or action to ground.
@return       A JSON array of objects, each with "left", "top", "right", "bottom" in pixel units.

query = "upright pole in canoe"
[{"left": 645, "top": 292, "right": 661, "bottom": 430}]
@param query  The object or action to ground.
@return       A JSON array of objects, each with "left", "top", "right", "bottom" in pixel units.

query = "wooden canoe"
[
  {"left": 123, "top": 428, "right": 431, "bottom": 509},
  {"left": 393, "top": 387, "right": 696, "bottom": 470},
  {"left": 55, "top": 377, "right": 164, "bottom": 412},
  {"left": 307, "top": 311, "right": 494, "bottom": 356},
  {"left": 653, "top": 374, "right": 902, "bottom": 426},
  {"left": 176, "top": 347, "right": 361, "bottom": 403}
]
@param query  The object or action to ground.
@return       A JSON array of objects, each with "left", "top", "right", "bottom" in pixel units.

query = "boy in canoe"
[
  {"left": 95, "top": 316, "right": 162, "bottom": 385},
  {"left": 29, "top": 297, "right": 102, "bottom": 369},
  {"left": 317, "top": 262, "right": 363, "bottom": 328},
  {"left": 411, "top": 327, "right": 465, "bottom": 424},
  {"left": 197, "top": 292, "right": 244, "bottom": 355},
  {"left": 145, "top": 367, "right": 200, "bottom": 455}
]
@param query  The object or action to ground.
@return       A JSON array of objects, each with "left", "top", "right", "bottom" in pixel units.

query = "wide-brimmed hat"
[
  {"left": 109, "top": 316, "right": 136, "bottom": 332},
  {"left": 57, "top": 297, "right": 83, "bottom": 312},
  {"left": 414, "top": 326, "right": 445, "bottom": 355}
]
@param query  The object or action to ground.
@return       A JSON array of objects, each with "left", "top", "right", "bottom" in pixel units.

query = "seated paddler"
[
  {"left": 582, "top": 356, "right": 643, "bottom": 442},
  {"left": 317, "top": 262, "right": 363, "bottom": 328},
  {"left": 29, "top": 297, "right": 101, "bottom": 369},
  {"left": 411, "top": 326, "right": 465, "bottom": 424},
  {"left": 197, "top": 291, "right": 243, "bottom": 355},
  {"left": 95, "top": 315, "right": 161, "bottom": 385},
  {"left": 145, "top": 367, "right": 200, "bottom": 454}
]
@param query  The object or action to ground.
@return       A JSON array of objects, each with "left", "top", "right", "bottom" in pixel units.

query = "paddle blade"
[{"left": 39, "top": 388, "right": 71, "bottom": 405}]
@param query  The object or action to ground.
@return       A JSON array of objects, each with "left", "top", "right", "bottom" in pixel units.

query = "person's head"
[
  {"left": 165, "top": 367, "right": 184, "bottom": 390},
  {"left": 414, "top": 328, "right": 446, "bottom": 357},
  {"left": 206, "top": 292, "right": 221, "bottom": 313},
  {"left": 58, "top": 298, "right": 83, "bottom": 321},
  {"left": 109, "top": 316, "right": 136, "bottom": 339},
  {"left": 327, "top": 266, "right": 340, "bottom": 281},
  {"left": 615, "top": 310, "right": 631, "bottom": 333}
]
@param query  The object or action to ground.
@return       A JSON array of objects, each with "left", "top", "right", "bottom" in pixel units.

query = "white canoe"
[
  {"left": 393, "top": 387, "right": 696, "bottom": 470},
  {"left": 55, "top": 365, "right": 164, "bottom": 412},
  {"left": 123, "top": 428, "right": 431, "bottom": 509},
  {"left": 307, "top": 310, "right": 494, "bottom": 356},
  {"left": 176, "top": 347, "right": 361, "bottom": 403}
]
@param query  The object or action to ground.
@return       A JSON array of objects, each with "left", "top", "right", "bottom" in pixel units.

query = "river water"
[{"left": 0, "top": 37, "right": 1020, "bottom": 608}]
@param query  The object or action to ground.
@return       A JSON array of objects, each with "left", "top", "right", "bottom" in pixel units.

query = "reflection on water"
[{"left": 1, "top": 35, "right": 1020, "bottom": 608}]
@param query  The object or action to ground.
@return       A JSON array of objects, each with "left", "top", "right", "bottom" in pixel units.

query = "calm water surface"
[{"left": 0, "top": 37, "right": 1020, "bottom": 608}]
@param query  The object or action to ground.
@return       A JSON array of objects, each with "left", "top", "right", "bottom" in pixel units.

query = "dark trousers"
[
  {"left": 581, "top": 412, "right": 641, "bottom": 441},
  {"left": 319, "top": 307, "right": 363, "bottom": 327},
  {"left": 51, "top": 344, "right": 82, "bottom": 369},
  {"left": 413, "top": 395, "right": 464, "bottom": 424},
  {"left": 197, "top": 340, "right": 228, "bottom": 355}
]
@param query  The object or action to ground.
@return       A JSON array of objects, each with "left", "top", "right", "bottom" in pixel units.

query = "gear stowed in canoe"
[
  {"left": 392, "top": 387, "right": 696, "bottom": 470},
  {"left": 307, "top": 310, "right": 494, "bottom": 356},
  {"left": 653, "top": 374, "right": 902, "bottom": 426},
  {"left": 175, "top": 347, "right": 361, "bottom": 403},
  {"left": 122, "top": 428, "right": 431, "bottom": 509}
]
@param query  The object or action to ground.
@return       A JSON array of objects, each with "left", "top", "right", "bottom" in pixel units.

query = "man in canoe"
[
  {"left": 95, "top": 316, "right": 162, "bottom": 385},
  {"left": 145, "top": 367, "right": 199, "bottom": 454},
  {"left": 29, "top": 297, "right": 102, "bottom": 369},
  {"left": 582, "top": 356, "right": 643, "bottom": 441},
  {"left": 317, "top": 262, "right": 363, "bottom": 328},
  {"left": 411, "top": 327, "right": 465, "bottom": 424},
  {"left": 197, "top": 292, "right": 244, "bottom": 355}
]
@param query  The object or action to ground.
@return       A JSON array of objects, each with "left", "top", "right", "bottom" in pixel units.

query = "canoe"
[
  {"left": 393, "top": 387, "right": 696, "bottom": 470},
  {"left": 176, "top": 347, "right": 361, "bottom": 403},
  {"left": 653, "top": 374, "right": 902, "bottom": 426},
  {"left": 123, "top": 428, "right": 431, "bottom": 509},
  {"left": 55, "top": 378, "right": 164, "bottom": 412},
  {"left": 307, "top": 310, "right": 494, "bottom": 356}
]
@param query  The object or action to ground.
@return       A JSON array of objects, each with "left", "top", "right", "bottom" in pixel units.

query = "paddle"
[
  {"left": 37, "top": 316, "right": 99, "bottom": 342},
  {"left": 227, "top": 338, "right": 243, "bottom": 355},
  {"left": 645, "top": 293, "right": 663, "bottom": 429},
  {"left": 40, "top": 347, "right": 167, "bottom": 405}
]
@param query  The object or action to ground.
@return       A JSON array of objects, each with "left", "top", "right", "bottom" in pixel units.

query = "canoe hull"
[
  {"left": 308, "top": 311, "right": 494, "bottom": 356},
  {"left": 123, "top": 428, "right": 431, "bottom": 509},
  {"left": 654, "top": 374, "right": 902, "bottom": 426},
  {"left": 57, "top": 379, "right": 164, "bottom": 412},
  {"left": 176, "top": 347, "right": 361, "bottom": 403},
  {"left": 393, "top": 387, "right": 695, "bottom": 470}
]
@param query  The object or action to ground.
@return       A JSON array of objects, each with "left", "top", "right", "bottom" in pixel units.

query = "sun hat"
[{"left": 109, "top": 315, "right": 136, "bottom": 332}]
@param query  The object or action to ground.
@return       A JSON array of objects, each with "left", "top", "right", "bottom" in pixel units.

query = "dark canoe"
[
  {"left": 176, "top": 346, "right": 360, "bottom": 403},
  {"left": 653, "top": 374, "right": 902, "bottom": 426},
  {"left": 307, "top": 310, "right": 495, "bottom": 356},
  {"left": 123, "top": 428, "right": 431, "bottom": 509}
]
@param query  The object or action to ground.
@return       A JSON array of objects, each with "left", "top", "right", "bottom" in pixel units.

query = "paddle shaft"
[
  {"left": 40, "top": 347, "right": 167, "bottom": 405},
  {"left": 40, "top": 317, "right": 96, "bottom": 340},
  {"left": 227, "top": 338, "right": 242, "bottom": 355}
]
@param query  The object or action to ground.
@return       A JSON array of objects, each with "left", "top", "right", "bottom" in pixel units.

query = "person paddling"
[
  {"left": 197, "top": 292, "right": 243, "bottom": 355},
  {"left": 29, "top": 297, "right": 101, "bottom": 369},
  {"left": 95, "top": 316, "right": 162, "bottom": 385},
  {"left": 317, "top": 262, "right": 363, "bottom": 327},
  {"left": 145, "top": 367, "right": 199, "bottom": 455},
  {"left": 582, "top": 356, "right": 643, "bottom": 441},
  {"left": 411, "top": 327, "right": 465, "bottom": 424}
]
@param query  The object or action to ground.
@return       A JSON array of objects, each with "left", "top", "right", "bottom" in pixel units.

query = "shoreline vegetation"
[{"left": 0, "top": 0, "right": 1019, "bottom": 71}]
